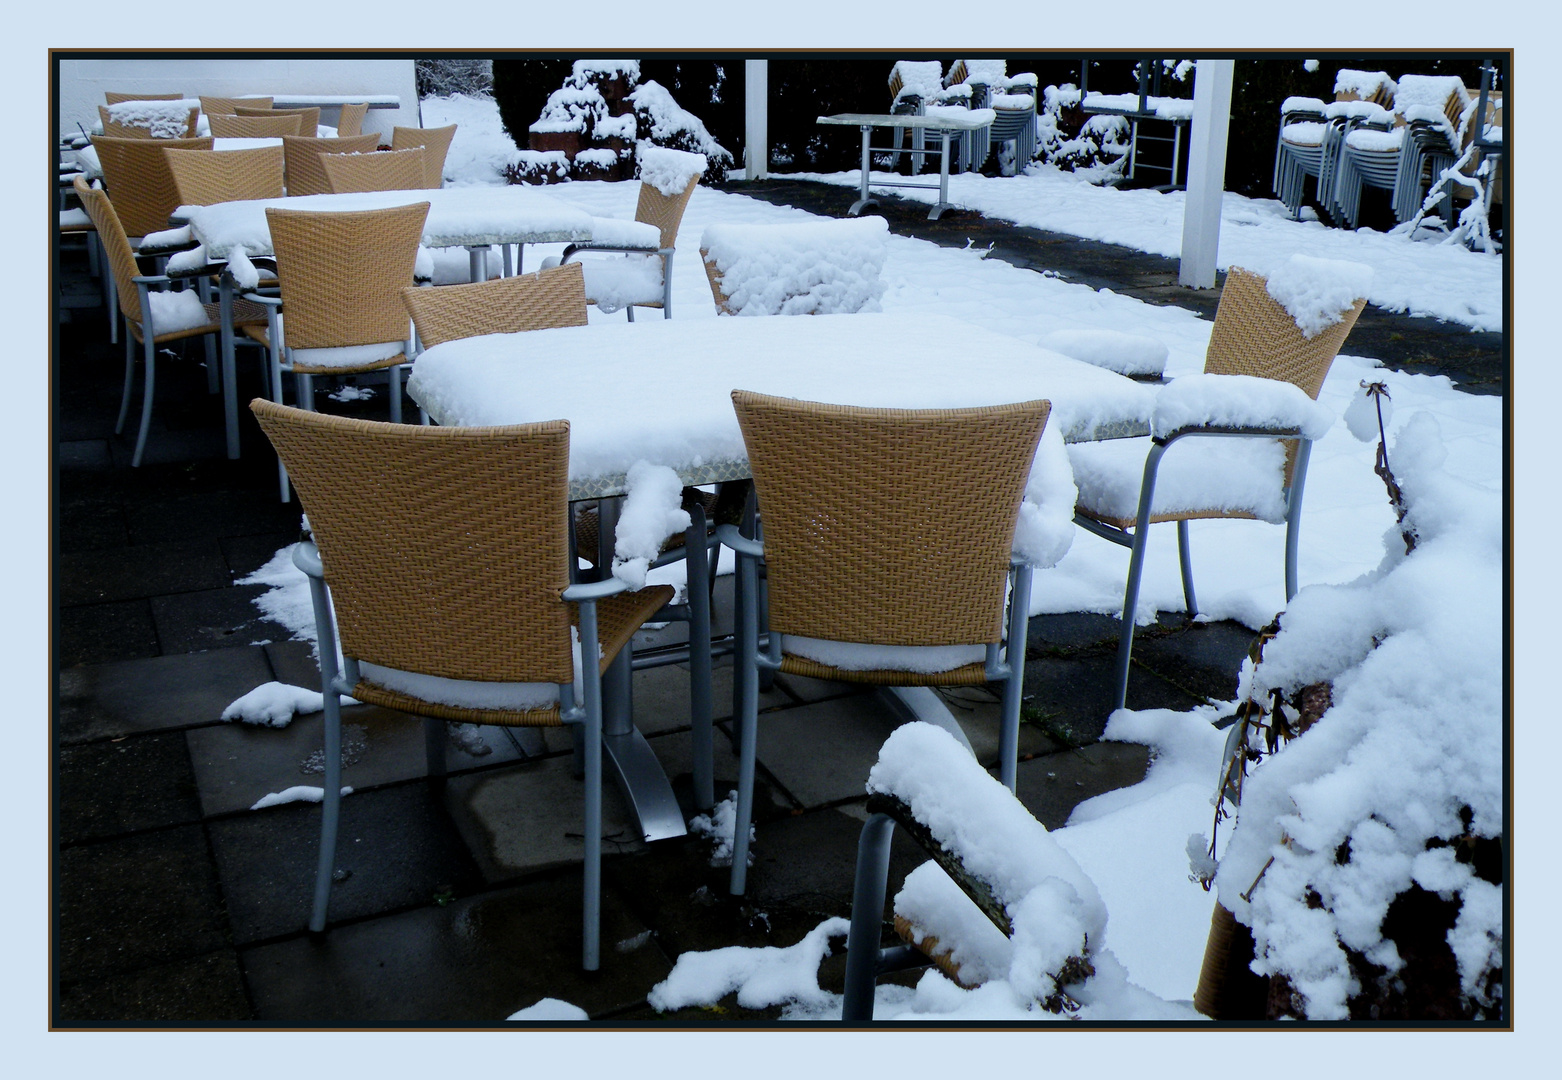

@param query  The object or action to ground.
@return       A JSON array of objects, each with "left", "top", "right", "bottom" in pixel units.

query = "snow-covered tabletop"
[
  {"left": 406, "top": 311, "right": 1156, "bottom": 500},
  {"left": 186, "top": 186, "right": 595, "bottom": 259},
  {"left": 75, "top": 137, "right": 282, "bottom": 181},
  {"left": 817, "top": 111, "right": 999, "bottom": 131},
  {"left": 1080, "top": 93, "right": 1195, "bottom": 121}
]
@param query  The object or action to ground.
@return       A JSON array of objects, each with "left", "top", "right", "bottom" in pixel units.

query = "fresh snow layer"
[
  {"left": 221, "top": 681, "right": 334, "bottom": 727},
  {"left": 780, "top": 636, "right": 986, "bottom": 673},
  {"left": 1263, "top": 254, "right": 1373, "bottom": 338},
  {"left": 506, "top": 998, "right": 589, "bottom": 1021},
  {"left": 648, "top": 917, "right": 851, "bottom": 1012},
  {"left": 637, "top": 145, "right": 706, "bottom": 195},
  {"left": 1039, "top": 328, "right": 1167, "bottom": 378},
  {"left": 142, "top": 289, "right": 210, "bottom": 335},
  {"left": 700, "top": 217, "right": 889, "bottom": 316},
  {"left": 288, "top": 341, "right": 404, "bottom": 369},
  {"left": 1151, "top": 373, "right": 1338, "bottom": 439},
  {"left": 611, "top": 461, "right": 691, "bottom": 588},
  {"left": 1069, "top": 434, "right": 1291, "bottom": 527},
  {"left": 250, "top": 785, "right": 352, "bottom": 811}
]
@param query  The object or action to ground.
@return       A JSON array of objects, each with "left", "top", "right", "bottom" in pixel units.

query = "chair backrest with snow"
[{"left": 699, "top": 217, "right": 890, "bottom": 317}]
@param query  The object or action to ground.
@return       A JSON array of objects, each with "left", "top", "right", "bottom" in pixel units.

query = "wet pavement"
[{"left": 50, "top": 181, "right": 1506, "bottom": 1025}]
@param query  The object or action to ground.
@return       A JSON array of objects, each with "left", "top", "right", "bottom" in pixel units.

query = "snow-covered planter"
[{"left": 1201, "top": 411, "right": 1503, "bottom": 1020}]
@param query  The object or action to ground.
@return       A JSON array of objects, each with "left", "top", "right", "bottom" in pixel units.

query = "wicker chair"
[
  {"left": 248, "top": 399, "right": 675, "bottom": 970},
  {"left": 400, "top": 261, "right": 587, "bottom": 347},
  {"left": 718, "top": 390, "right": 1051, "bottom": 895},
  {"left": 549, "top": 162, "right": 701, "bottom": 320},
  {"left": 73, "top": 176, "right": 267, "bottom": 466},
  {"left": 198, "top": 95, "right": 273, "bottom": 116},
  {"left": 165, "top": 144, "right": 286, "bottom": 207},
  {"left": 98, "top": 102, "right": 199, "bottom": 140},
  {"left": 236, "top": 104, "right": 321, "bottom": 135},
  {"left": 389, "top": 124, "right": 457, "bottom": 189},
  {"left": 90, "top": 135, "right": 214, "bottom": 239},
  {"left": 104, "top": 91, "right": 183, "bottom": 105},
  {"left": 239, "top": 202, "right": 430, "bottom": 500},
  {"left": 335, "top": 102, "right": 370, "bottom": 138},
  {"left": 699, "top": 217, "right": 889, "bottom": 317},
  {"left": 207, "top": 112, "right": 302, "bottom": 139},
  {"left": 280, "top": 132, "right": 382, "bottom": 196},
  {"left": 320, "top": 146, "right": 427, "bottom": 194},
  {"left": 1067, "top": 267, "right": 1368, "bottom": 711}
]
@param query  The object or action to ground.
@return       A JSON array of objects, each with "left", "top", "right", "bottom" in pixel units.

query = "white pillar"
[
  {"left": 744, "top": 60, "right": 768, "bottom": 180},
  {"left": 1178, "top": 59, "right": 1235, "bottom": 289}
]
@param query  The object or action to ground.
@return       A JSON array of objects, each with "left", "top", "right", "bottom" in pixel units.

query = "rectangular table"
[
  {"left": 817, "top": 110, "right": 996, "bottom": 220},
  {"left": 406, "top": 311, "right": 1156, "bottom": 845},
  {"left": 185, "top": 186, "right": 595, "bottom": 459}
]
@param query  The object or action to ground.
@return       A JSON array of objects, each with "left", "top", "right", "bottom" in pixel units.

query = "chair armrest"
[
  {"left": 562, "top": 577, "right": 631, "bottom": 602},
  {"left": 1150, "top": 373, "right": 1336, "bottom": 442},
  {"left": 291, "top": 540, "right": 324, "bottom": 579},
  {"left": 130, "top": 274, "right": 172, "bottom": 288},
  {"left": 240, "top": 290, "right": 284, "bottom": 307},
  {"left": 715, "top": 524, "right": 764, "bottom": 557},
  {"left": 136, "top": 224, "right": 196, "bottom": 258}
]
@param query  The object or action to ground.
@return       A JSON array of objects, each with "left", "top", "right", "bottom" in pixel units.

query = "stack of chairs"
[
  {"left": 887, "top": 60, "right": 943, "bottom": 174},
  {"left": 1271, "top": 96, "right": 1329, "bottom": 217},
  {"left": 1331, "top": 74, "right": 1468, "bottom": 230},
  {"left": 1393, "top": 76, "right": 1475, "bottom": 227}
]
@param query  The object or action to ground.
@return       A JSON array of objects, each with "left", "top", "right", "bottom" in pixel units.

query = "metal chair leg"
[
  {"left": 998, "top": 563, "right": 1033, "bottom": 791},
  {"left": 685, "top": 502, "right": 715, "bottom": 813},
  {"left": 1284, "top": 440, "right": 1313, "bottom": 602},
  {"left": 115, "top": 332, "right": 135, "bottom": 435},
  {"left": 388, "top": 364, "right": 403, "bottom": 424},
  {"left": 728, "top": 550, "right": 761, "bottom": 896},
  {"left": 842, "top": 812, "right": 897, "bottom": 1022},
  {"left": 1112, "top": 441, "right": 1169, "bottom": 713},
  {"left": 578, "top": 599, "right": 605, "bottom": 972},
  {"left": 1177, "top": 518, "right": 1198, "bottom": 616},
  {"left": 130, "top": 333, "right": 156, "bottom": 467},
  {"left": 305, "top": 573, "right": 344, "bottom": 934}
]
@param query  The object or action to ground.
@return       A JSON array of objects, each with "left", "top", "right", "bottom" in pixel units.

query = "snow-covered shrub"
[
  {"left": 1036, "top": 84, "right": 1128, "bottom": 184},
  {"left": 1205, "top": 412, "right": 1503, "bottom": 1020}
]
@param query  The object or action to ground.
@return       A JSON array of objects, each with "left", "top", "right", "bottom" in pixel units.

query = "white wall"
[{"left": 58, "top": 58, "right": 420, "bottom": 140}]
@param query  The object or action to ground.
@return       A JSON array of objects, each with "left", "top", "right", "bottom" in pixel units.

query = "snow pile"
[
  {"left": 1344, "top": 127, "right": 1405, "bottom": 153},
  {"left": 507, "top": 998, "right": 588, "bottom": 1021},
  {"left": 1280, "top": 122, "right": 1327, "bottom": 146},
  {"left": 226, "top": 245, "right": 261, "bottom": 290},
  {"left": 1211, "top": 412, "right": 1503, "bottom": 1019},
  {"left": 530, "top": 84, "right": 607, "bottom": 136},
  {"left": 955, "top": 60, "right": 1006, "bottom": 87},
  {"left": 700, "top": 217, "right": 888, "bottom": 316},
  {"left": 1334, "top": 70, "right": 1396, "bottom": 102},
  {"left": 142, "top": 288, "right": 210, "bottom": 335},
  {"left": 637, "top": 145, "right": 706, "bottom": 196},
  {"left": 221, "top": 681, "right": 333, "bottom": 727},
  {"left": 893, "top": 861, "right": 1013, "bottom": 984},
  {"left": 165, "top": 245, "right": 210, "bottom": 275},
  {"left": 1343, "top": 382, "right": 1392, "bottom": 443},
  {"left": 106, "top": 98, "right": 197, "bottom": 137},
  {"left": 579, "top": 254, "right": 662, "bottom": 312},
  {"left": 648, "top": 917, "right": 850, "bottom": 1012},
  {"left": 627, "top": 81, "right": 733, "bottom": 171},
  {"left": 250, "top": 785, "right": 352, "bottom": 811},
  {"left": 1393, "top": 74, "right": 1468, "bottom": 118},
  {"left": 1068, "top": 435, "right": 1291, "bottom": 526},
  {"left": 1081, "top": 93, "right": 1195, "bottom": 121},
  {"left": 1281, "top": 97, "right": 1327, "bottom": 116},
  {"left": 1039, "top": 328, "right": 1167, "bottom": 378},
  {"left": 1012, "top": 421, "right": 1077, "bottom": 568},
  {"left": 611, "top": 461, "right": 691, "bottom": 589},
  {"left": 1151, "top": 372, "right": 1338, "bottom": 440},
  {"left": 1263, "top": 254, "right": 1373, "bottom": 338},
  {"left": 688, "top": 790, "right": 753, "bottom": 868},
  {"left": 140, "top": 224, "right": 192, "bottom": 249},
  {"left": 1325, "top": 100, "right": 1393, "bottom": 123}
]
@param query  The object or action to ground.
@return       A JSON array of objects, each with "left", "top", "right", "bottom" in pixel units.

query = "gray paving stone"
[
  {"left": 57, "top": 647, "right": 273, "bottom": 744},
  {"left": 1021, "top": 653, "right": 1202, "bottom": 747},
  {"left": 1131, "top": 619, "right": 1257, "bottom": 704},
  {"left": 241, "top": 877, "right": 668, "bottom": 1023},
  {"left": 1012, "top": 742, "right": 1154, "bottom": 830},
  {"left": 57, "top": 824, "right": 231, "bottom": 980},
  {"left": 55, "top": 598, "right": 161, "bottom": 667},
  {"left": 55, "top": 948, "right": 253, "bottom": 1025},
  {"left": 57, "top": 731, "right": 204, "bottom": 844},
  {"left": 56, "top": 537, "right": 233, "bottom": 606},
  {"left": 186, "top": 702, "right": 527, "bottom": 817},
  {"left": 207, "top": 781, "right": 486, "bottom": 945},
  {"left": 749, "top": 692, "right": 905, "bottom": 808},
  {"left": 150, "top": 584, "right": 287, "bottom": 653}
]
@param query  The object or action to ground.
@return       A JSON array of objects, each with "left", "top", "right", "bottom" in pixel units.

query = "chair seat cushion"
[
  {"left": 1068, "top": 435, "right": 1289, "bottom": 524},
  {"left": 579, "top": 254, "right": 664, "bottom": 312},
  {"left": 781, "top": 635, "right": 987, "bottom": 675}
]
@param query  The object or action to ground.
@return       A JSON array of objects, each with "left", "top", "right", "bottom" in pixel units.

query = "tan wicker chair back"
[
  {"left": 731, "top": 390, "right": 1049, "bottom": 646},
  {"left": 635, "top": 172, "right": 700, "bottom": 250},
  {"left": 336, "top": 102, "right": 370, "bottom": 138},
  {"left": 698, "top": 248, "right": 734, "bottom": 314},
  {"left": 91, "top": 134, "right": 214, "bottom": 236},
  {"left": 237, "top": 104, "right": 321, "bottom": 134},
  {"left": 402, "top": 262, "right": 587, "bottom": 347},
  {"left": 199, "top": 95, "right": 274, "bottom": 116},
  {"left": 207, "top": 112, "right": 302, "bottom": 138},
  {"left": 104, "top": 91, "right": 182, "bottom": 105},
  {"left": 265, "top": 202, "right": 430, "bottom": 350},
  {"left": 98, "top": 103, "right": 199, "bottom": 140},
  {"left": 320, "top": 147, "right": 426, "bottom": 194},
  {"left": 389, "top": 124, "right": 457, "bottom": 188},
  {"left": 166, "top": 144, "right": 286, "bottom": 207},
  {"left": 73, "top": 176, "right": 146, "bottom": 327},
  {"left": 248, "top": 401, "right": 577, "bottom": 684},
  {"left": 281, "top": 132, "right": 382, "bottom": 196}
]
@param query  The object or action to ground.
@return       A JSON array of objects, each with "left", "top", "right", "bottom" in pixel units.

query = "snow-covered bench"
[{"left": 841, "top": 722, "right": 1106, "bottom": 1020}]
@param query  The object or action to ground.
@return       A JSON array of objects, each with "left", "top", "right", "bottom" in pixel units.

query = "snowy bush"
[
  {"left": 1036, "top": 85, "right": 1128, "bottom": 184},
  {"left": 1205, "top": 412, "right": 1503, "bottom": 1020}
]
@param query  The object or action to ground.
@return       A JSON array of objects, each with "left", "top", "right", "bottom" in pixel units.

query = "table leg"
[
  {"left": 930, "top": 131, "right": 953, "bottom": 220},
  {"left": 848, "top": 124, "right": 878, "bottom": 216},
  {"left": 467, "top": 245, "right": 490, "bottom": 283},
  {"left": 219, "top": 273, "right": 240, "bottom": 460},
  {"left": 1172, "top": 122, "right": 1185, "bottom": 189}
]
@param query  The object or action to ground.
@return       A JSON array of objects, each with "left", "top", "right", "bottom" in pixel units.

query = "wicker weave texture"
[
  {"left": 199, "top": 95, "right": 273, "bottom": 116},
  {"left": 249, "top": 401, "right": 578, "bottom": 683},
  {"left": 238, "top": 104, "right": 321, "bottom": 133},
  {"left": 389, "top": 125, "right": 457, "bottom": 189},
  {"left": 635, "top": 172, "right": 700, "bottom": 250},
  {"left": 699, "top": 249, "right": 734, "bottom": 314},
  {"left": 208, "top": 112, "right": 302, "bottom": 138},
  {"left": 335, "top": 102, "right": 370, "bottom": 138},
  {"left": 166, "top": 145, "right": 286, "bottom": 206},
  {"left": 732, "top": 390, "right": 1050, "bottom": 646},
  {"left": 266, "top": 202, "right": 429, "bottom": 350},
  {"left": 1204, "top": 268, "right": 1366, "bottom": 399},
  {"left": 320, "top": 147, "right": 427, "bottom": 194},
  {"left": 104, "top": 91, "right": 183, "bottom": 105},
  {"left": 281, "top": 133, "right": 382, "bottom": 196},
  {"left": 91, "top": 135, "right": 213, "bottom": 237},
  {"left": 98, "top": 104, "right": 199, "bottom": 140},
  {"left": 401, "top": 262, "right": 587, "bottom": 347}
]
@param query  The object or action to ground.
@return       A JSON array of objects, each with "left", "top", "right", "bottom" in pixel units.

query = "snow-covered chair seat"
[
  {"left": 1070, "top": 258, "right": 1370, "bottom": 712},
  {"left": 699, "top": 217, "right": 889, "bottom": 316},
  {"left": 541, "top": 146, "right": 704, "bottom": 320},
  {"left": 717, "top": 392, "right": 1052, "bottom": 901},
  {"left": 841, "top": 722, "right": 1106, "bottom": 1020},
  {"left": 247, "top": 399, "right": 676, "bottom": 973},
  {"left": 988, "top": 92, "right": 1037, "bottom": 175}
]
